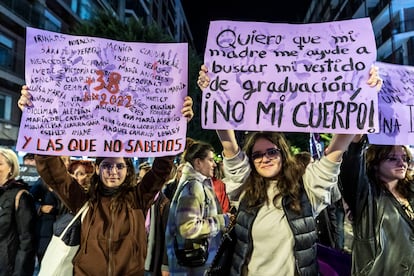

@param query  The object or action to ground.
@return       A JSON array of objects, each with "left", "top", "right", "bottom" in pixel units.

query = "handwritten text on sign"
[
  {"left": 368, "top": 62, "right": 414, "bottom": 145},
  {"left": 17, "top": 27, "right": 188, "bottom": 157},
  {"left": 202, "top": 18, "right": 378, "bottom": 133}
]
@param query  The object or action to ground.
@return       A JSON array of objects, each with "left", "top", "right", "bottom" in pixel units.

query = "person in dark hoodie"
[{"left": 0, "top": 148, "right": 36, "bottom": 276}]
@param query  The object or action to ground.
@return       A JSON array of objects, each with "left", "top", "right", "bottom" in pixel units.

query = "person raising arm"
[
  {"left": 18, "top": 85, "right": 194, "bottom": 275},
  {"left": 197, "top": 64, "right": 382, "bottom": 275}
]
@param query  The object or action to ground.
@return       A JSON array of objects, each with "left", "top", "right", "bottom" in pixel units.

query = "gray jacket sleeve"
[{"left": 302, "top": 156, "right": 341, "bottom": 217}]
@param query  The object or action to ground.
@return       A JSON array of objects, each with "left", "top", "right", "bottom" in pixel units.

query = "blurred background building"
[
  {"left": 304, "top": 0, "right": 414, "bottom": 253},
  {"left": 305, "top": 0, "right": 414, "bottom": 65},
  {"left": 1, "top": 0, "right": 413, "bottom": 150},
  {"left": 0, "top": 0, "right": 194, "bottom": 148}
]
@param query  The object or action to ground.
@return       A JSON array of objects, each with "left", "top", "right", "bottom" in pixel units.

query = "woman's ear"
[
  {"left": 193, "top": 158, "right": 201, "bottom": 171},
  {"left": 95, "top": 165, "right": 100, "bottom": 175}
]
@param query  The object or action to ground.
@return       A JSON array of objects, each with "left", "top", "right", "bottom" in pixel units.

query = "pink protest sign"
[
  {"left": 202, "top": 18, "right": 378, "bottom": 133},
  {"left": 368, "top": 61, "right": 414, "bottom": 145},
  {"left": 17, "top": 27, "right": 188, "bottom": 157}
]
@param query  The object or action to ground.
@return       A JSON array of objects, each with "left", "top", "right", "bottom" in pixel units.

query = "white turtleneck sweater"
[{"left": 223, "top": 151, "right": 340, "bottom": 275}]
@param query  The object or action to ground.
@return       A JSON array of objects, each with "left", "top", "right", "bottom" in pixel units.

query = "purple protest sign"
[
  {"left": 202, "top": 18, "right": 378, "bottom": 133},
  {"left": 17, "top": 27, "right": 188, "bottom": 157},
  {"left": 368, "top": 61, "right": 414, "bottom": 145}
]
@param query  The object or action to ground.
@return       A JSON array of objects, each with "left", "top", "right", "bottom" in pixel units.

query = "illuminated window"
[{"left": 0, "top": 34, "right": 14, "bottom": 71}]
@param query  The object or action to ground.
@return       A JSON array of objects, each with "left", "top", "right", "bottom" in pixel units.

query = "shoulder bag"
[
  {"left": 205, "top": 212, "right": 237, "bottom": 276},
  {"left": 173, "top": 181, "right": 209, "bottom": 267},
  {"left": 38, "top": 202, "right": 89, "bottom": 276}
]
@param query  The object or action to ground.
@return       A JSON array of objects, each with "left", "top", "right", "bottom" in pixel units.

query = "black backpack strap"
[{"left": 15, "top": 189, "right": 29, "bottom": 210}]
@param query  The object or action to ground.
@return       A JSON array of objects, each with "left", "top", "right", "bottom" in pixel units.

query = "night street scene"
[{"left": 1, "top": 1, "right": 414, "bottom": 275}]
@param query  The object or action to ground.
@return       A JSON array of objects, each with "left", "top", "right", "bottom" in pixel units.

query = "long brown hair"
[
  {"left": 88, "top": 157, "right": 137, "bottom": 210},
  {"left": 366, "top": 145, "right": 412, "bottom": 197},
  {"left": 243, "top": 132, "right": 304, "bottom": 212}
]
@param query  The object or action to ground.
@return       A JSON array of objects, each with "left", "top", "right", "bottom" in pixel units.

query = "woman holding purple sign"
[
  {"left": 197, "top": 65, "right": 381, "bottom": 275},
  {"left": 18, "top": 85, "right": 194, "bottom": 276}
]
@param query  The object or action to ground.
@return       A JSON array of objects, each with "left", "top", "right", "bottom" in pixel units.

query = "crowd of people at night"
[{"left": 2, "top": 16, "right": 413, "bottom": 276}]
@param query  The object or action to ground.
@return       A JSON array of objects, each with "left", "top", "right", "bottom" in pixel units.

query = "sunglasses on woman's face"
[{"left": 251, "top": 148, "right": 281, "bottom": 163}]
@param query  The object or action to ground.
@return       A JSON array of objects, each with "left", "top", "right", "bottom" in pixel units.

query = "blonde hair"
[{"left": 0, "top": 148, "right": 20, "bottom": 179}]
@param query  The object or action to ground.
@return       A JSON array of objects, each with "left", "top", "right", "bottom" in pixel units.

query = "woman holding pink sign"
[
  {"left": 197, "top": 65, "right": 381, "bottom": 275},
  {"left": 18, "top": 85, "right": 194, "bottom": 276}
]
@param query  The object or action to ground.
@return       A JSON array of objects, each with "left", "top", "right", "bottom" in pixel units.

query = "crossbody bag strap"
[{"left": 59, "top": 202, "right": 89, "bottom": 238}]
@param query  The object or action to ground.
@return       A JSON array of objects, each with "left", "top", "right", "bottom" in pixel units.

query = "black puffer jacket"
[
  {"left": 230, "top": 191, "right": 318, "bottom": 276},
  {"left": 0, "top": 180, "right": 36, "bottom": 276},
  {"left": 340, "top": 140, "right": 414, "bottom": 275}
]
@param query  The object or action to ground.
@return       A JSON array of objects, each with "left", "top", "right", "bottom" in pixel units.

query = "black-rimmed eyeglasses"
[{"left": 251, "top": 148, "right": 281, "bottom": 163}]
